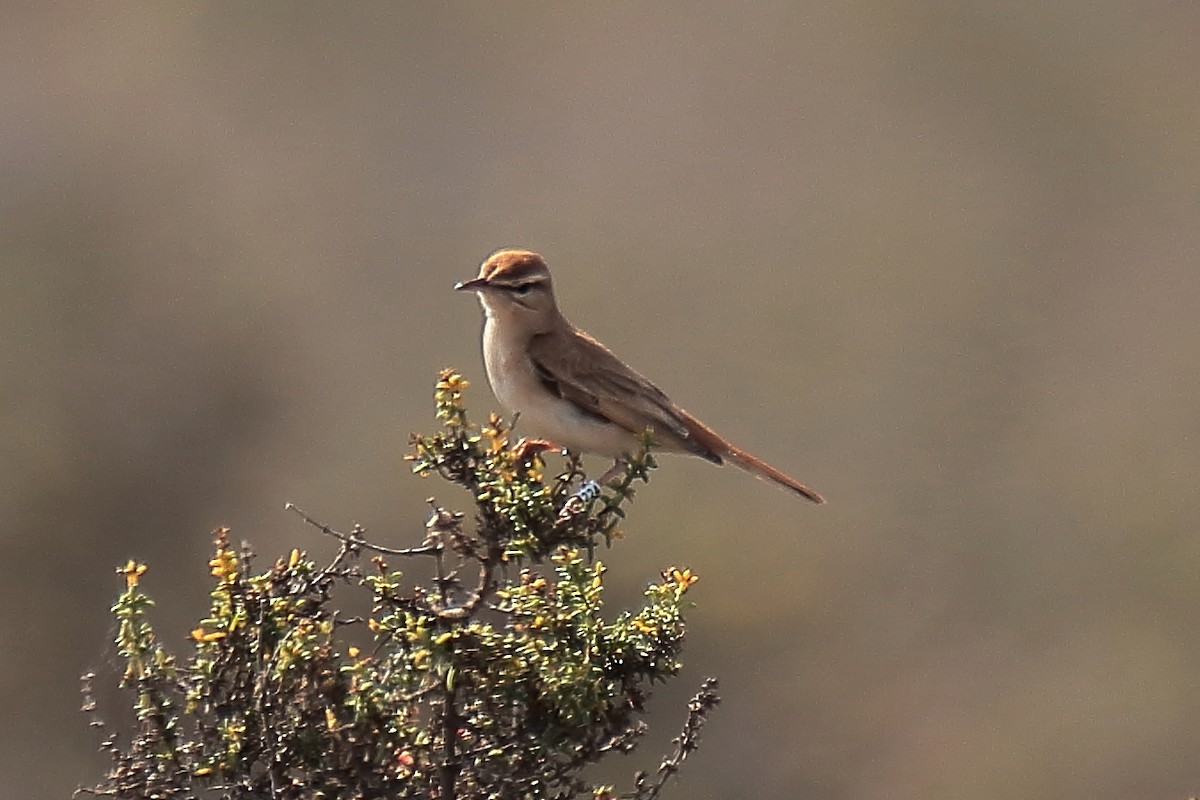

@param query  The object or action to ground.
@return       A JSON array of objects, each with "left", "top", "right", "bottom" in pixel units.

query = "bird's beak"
[{"left": 455, "top": 277, "right": 488, "bottom": 292}]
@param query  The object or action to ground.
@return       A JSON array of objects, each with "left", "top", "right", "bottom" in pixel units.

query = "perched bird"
[{"left": 455, "top": 249, "right": 824, "bottom": 503}]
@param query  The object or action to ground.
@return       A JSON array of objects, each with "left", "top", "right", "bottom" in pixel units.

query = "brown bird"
[{"left": 456, "top": 249, "right": 824, "bottom": 503}]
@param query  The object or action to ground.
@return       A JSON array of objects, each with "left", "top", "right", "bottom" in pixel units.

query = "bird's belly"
[{"left": 516, "top": 394, "right": 634, "bottom": 458}]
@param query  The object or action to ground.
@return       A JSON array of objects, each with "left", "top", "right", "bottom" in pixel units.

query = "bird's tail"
[{"left": 677, "top": 408, "right": 825, "bottom": 504}]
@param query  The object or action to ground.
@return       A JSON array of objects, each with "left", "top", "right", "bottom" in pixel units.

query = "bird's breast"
[{"left": 480, "top": 320, "right": 633, "bottom": 458}]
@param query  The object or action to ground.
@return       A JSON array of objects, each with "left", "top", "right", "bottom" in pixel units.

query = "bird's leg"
[
  {"left": 597, "top": 459, "right": 626, "bottom": 486},
  {"left": 557, "top": 459, "right": 628, "bottom": 521},
  {"left": 558, "top": 480, "right": 600, "bottom": 521},
  {"left": 573, "top": 459, "right": 626, "bottom": 505}
]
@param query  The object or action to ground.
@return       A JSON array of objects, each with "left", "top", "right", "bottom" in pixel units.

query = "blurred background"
[{"left": 4, "top": 4, "right": 1199, "bottom": 798}]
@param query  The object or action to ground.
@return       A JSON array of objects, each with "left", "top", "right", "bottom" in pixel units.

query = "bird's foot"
[
  {"left": 557, "top": 479, "right": 603, "bottom": 522},
  {"left": 512, "top": 437, "right": 559, "bottom": 462}
]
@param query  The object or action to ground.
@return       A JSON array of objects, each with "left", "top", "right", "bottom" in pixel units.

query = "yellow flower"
[
  {"left": 436, "top": 370, "right": 469, "bottom": 394},
  {"left": 191, "top": 628, "right": 227, "bottom": 643},
  {"left": 669, "top": 568, "right": 698, "bottom": 590},
  {"left": 632, "top": 618, "right": 657, "bottom": 635}
]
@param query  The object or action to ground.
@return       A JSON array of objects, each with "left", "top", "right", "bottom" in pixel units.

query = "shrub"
[{"left": 79, "top": 370, "right": 717, "bottom": 800}]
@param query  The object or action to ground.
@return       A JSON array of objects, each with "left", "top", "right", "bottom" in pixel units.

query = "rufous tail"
[
  {"left": 722, "top": 442, "right": 825, "bottom": 503},
  {"left": 678, "top": 409, "right": 825, "bottom": 504}
]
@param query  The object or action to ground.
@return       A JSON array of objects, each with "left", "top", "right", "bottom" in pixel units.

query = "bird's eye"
[{"left": 512, "top": 283, "right": 535, "bottom": 295}]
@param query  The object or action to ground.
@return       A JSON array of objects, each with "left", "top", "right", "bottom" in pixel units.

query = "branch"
[
  {"left": 286, "top": 503, "right": 440, "bottom": 557},
  {"left": 628, "top": 678, "right": 721, "bottom": 800}
]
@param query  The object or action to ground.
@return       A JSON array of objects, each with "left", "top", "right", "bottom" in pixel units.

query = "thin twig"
[
  {"left": 286, "top": 503, "right": 440, "bottom": 557},
  {"left": 627, "top": 678, "right": 721, "bottom": 800}
]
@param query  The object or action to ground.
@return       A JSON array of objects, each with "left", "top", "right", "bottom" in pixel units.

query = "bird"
[{"left": 455, "top": 249, "right": 824, "bottom": 503}]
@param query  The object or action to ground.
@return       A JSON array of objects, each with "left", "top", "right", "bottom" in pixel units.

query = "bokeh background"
[{"left": 5, "top": 4, "right": 1200, "bottom": 798}]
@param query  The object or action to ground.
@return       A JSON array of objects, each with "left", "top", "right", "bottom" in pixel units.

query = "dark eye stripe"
[{"left": 505, "top": 279, "right": 545, "bottom": 295}]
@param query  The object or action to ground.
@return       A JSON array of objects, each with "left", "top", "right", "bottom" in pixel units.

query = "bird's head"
[{"left": 456, "top": 249, "right": 559, "bottom": 323}]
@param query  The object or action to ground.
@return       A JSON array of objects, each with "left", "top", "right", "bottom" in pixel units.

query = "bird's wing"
[{"left": 527, "top": 327, "right": 722, "bottom": 463}]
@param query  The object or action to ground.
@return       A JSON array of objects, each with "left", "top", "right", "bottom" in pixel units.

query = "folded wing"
[{"left": 527, "top": 326, "right": 723, "bottom": 464}]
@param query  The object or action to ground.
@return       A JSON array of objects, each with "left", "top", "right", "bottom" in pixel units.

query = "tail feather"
[
  {"left": 721, "top": 442, "right": 825, "bottom": 503},
  {"left": 676, "top": 408, "right": 825, "bottom": 504}
]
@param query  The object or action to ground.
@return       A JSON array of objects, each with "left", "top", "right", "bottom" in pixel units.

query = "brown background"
[{"left": 5, "top": 4, "right": 1200, "bottom": 799}]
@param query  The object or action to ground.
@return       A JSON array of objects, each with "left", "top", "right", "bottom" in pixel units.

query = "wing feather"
[{"left": 527, "top": 327, "right": 722, "bottom": 463}]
